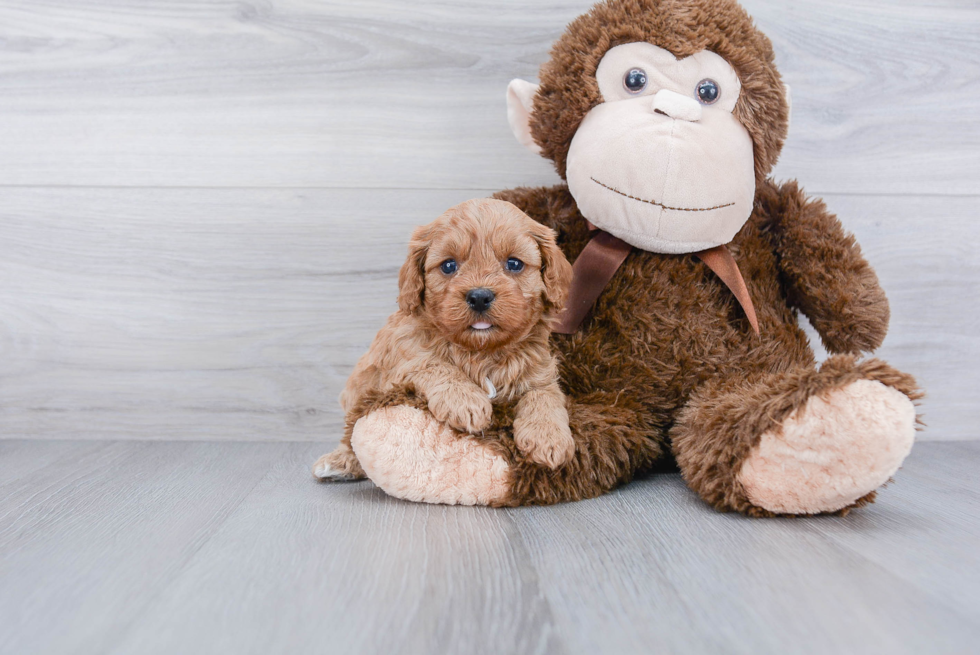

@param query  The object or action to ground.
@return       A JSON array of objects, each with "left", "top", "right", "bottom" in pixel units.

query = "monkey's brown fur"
[
  {"left": 475, "top": 181, "right": 918, "bottom": 513},
  {"left": 345, "top": 0, "right": 921, "bottom": 515},
  {"left": 313, "top": 198, "right": 576, "bottom": 478}
]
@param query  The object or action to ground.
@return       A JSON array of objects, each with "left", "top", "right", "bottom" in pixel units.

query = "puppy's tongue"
[{"left": 471, "top": 321, "right": 493, "bottom": 330}]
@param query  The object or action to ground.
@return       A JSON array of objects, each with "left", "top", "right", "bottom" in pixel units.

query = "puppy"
[{"left": 312, "top": 198, "right": 575, "bottom": 481}]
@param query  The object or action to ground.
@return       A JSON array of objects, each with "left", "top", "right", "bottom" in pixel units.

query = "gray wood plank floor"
[{"left": 1, "top": 439, "right": 978, "bottom": 654}]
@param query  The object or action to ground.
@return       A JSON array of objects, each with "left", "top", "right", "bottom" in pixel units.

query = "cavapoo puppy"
[{"left": 312, "top": 198, "right": 575, "bottom": 481}]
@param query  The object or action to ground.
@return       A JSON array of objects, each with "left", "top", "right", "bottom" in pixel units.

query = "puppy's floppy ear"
[
  {"left": 397, "top": 225, "right": 431, "bottom": 314},
  {"left": 528, "top": 221, "right": 573, "bottom": 313}
]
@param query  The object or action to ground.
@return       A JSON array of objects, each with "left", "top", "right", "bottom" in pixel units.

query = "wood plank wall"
[{"left": 1, "top": 0, "right": 977, "bottom": 441}]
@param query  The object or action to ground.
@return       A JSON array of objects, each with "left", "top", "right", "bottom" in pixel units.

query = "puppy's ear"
[
  {"left": 529, "top": 221, "right": 573, "bottom": 313},
  {"left": 397, "top": 225, "right": 431, "bottom": 314}
]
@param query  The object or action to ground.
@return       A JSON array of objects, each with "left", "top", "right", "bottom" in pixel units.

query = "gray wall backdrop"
[{"left": 0, "top": 0, "right": 977, "bottom": 442}]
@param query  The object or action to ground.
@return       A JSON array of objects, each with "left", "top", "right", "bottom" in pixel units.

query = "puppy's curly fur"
[{"left": 313, "top": 198, "right": 575, "bottom": 480}]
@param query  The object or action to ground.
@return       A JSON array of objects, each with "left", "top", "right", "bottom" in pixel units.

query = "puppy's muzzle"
[{"left": 465, "top": 288, "right": 495, "bottom": 314}]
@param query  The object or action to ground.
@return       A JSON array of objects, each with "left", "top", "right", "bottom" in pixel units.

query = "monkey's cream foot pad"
[
  {"left": 350, "top": 405, "right": 511, "bottom": 506},
  {"left": 738, "top": 380, "right": 917, "bottom": 514}
]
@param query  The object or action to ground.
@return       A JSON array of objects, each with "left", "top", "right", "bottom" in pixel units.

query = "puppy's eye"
[
  {"left": 696, "top": 78, "right": 720, "bottom": 105},
  {"left": 623, "top": 68, "right": 647, "bottom": 94},
  {"left": 506, "top": 257, "right": 525, "bottom": 272},
  {"left": 440, "top": 259, "right": 458, "bottom": 275}
]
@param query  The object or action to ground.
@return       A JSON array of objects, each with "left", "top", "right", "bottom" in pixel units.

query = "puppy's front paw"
[
  {"left": 513, "top": 416, "right": 575, "bottom": 469},
  {"left": 427, "top": 386, "right": 493, "bottom": 433},
  {"left": 312, "top": 446, "right": 366, "bottom": 481}
]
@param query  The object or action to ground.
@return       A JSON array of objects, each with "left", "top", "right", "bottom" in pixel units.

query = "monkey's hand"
[{"left": 766, "top": 180, "right": 890, "bottom": 354}]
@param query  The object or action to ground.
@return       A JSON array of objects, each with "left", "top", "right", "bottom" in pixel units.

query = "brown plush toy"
[{"left": 322, "top": 0, "right": 922, "bottom": 516}]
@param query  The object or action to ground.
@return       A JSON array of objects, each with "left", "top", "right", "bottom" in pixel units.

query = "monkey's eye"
[
  {"left": 506, "top": 257, "right": 525, "bottom": 272},
  {"left": 440, "top": 259, "right": 458, "bottom": 274},
  {"left": 623, "top": 68, "right": 647, "bottom": 94},
  {"left": 696, "top": 79, "right": 720, "bottom": 105}
]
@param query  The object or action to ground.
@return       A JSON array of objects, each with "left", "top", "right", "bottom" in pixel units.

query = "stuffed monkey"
[{"left": 320, "top": 0, "right": 921, "bottom": 516}]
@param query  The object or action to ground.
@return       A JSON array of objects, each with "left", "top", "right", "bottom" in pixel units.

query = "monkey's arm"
[{"left": 764, "top": 180, "right": 889, "bottom": 354}]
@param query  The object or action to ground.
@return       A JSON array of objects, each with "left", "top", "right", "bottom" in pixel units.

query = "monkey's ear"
[
  {"left": 528, "top": 222, "right": 573, "bottom": 313},
  {"left": 506, "top": 79, "right": 543, "bottom": 155},
  {"left": 397, "top": 226, "right": 430, "bottom": 314}
]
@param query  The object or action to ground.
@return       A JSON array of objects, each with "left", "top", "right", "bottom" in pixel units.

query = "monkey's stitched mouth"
[{"left": 591, "top": 177, "right": 735, "bottom": 213}]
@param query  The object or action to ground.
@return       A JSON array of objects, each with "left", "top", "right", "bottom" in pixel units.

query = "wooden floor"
[
  {"left": 1, "top": 439, "right": 978, "bottom": 654},
  {"left": 2, "top": 1, "right": 979, "bottom": 653}
]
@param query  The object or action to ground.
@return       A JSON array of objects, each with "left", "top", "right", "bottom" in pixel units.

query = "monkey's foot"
[
  {"left": 350, "top": 405, "right": 511, "bottom": 506},
  {"left": 738, "top": 379, "right": 916, "bottom": 514}
]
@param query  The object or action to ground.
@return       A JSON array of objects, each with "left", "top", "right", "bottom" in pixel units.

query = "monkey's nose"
[
  {"left": 466, "top": 288, "right": 495, "bottom": 313},
  {"left": 651, "top": 89, "right": 702, "bottom": 122}
]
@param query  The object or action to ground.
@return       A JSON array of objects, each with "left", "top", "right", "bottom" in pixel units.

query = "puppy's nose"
[{"left": 466, "top": 288, "right": 495, "bottom": 313}]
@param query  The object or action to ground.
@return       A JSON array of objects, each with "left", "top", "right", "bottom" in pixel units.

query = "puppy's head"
[{"left": 398, "top": 198, "right": 572, "bottom": 351}]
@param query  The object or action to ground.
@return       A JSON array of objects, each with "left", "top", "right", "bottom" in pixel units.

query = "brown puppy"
[{"left": 312, "top": 198, "right": 575, "bottom": 480}]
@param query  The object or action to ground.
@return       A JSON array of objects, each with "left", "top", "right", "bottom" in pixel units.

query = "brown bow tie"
[{"left": 553, "top": 229, "right": 759, "bottom": 336}]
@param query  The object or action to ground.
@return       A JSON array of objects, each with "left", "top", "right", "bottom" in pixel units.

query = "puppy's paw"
[
  {"left": 513, "top": 417, "right": 575, "bottom": 469},
  {"left": 312, "top": 447, "right": 366, "bottom": 481},
  {"left": 428, "top": 386, "right": 493, "bottom": 433}
]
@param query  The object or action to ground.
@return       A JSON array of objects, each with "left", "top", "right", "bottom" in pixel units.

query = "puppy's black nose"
[{"left": 466, "top": 288, "right": 495, "bottom": 313}]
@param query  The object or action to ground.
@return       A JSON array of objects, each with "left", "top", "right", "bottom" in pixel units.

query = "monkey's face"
[
  {"left": 565, "top": 43, "right": 756, "bottom": 254},
  {"left": 507, "top": 38, "right": 766, "bottom": 255}
]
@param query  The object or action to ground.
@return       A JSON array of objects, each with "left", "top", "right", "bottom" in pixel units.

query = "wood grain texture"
[
  {"left": 0, "top": 440, "right": 283, "bottom": 654},
  {"left": 0, "top": 0, "right": 977, "bottom": 193},
  {"left": 0, "top": 187, "right": 476, "bottom": 441},
  {"left": 507, "top": 450, "right": 980, "bottom": 653},
  {"left": 0, "top": 439, "right": 977, "bottom": 654},
  {"left": 1, "top": 188, "right": 975, "bottom": 441}
]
